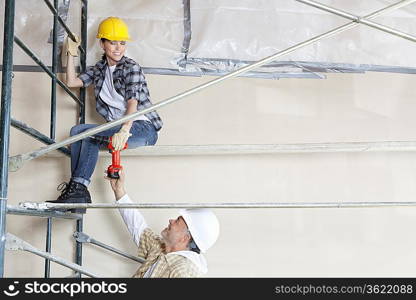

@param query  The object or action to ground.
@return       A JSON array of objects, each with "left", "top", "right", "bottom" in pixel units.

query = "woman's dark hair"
[{"left": 101, "top": 39, "right": 109, "bottom": 60}]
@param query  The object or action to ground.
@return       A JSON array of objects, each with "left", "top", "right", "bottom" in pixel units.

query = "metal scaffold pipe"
[
  {"left": 40, "top": 141, "right": 416, "bottom": 157},
  {"left": 8, "top": 0, "right": 416, "bottom": 172},
  {"left": 0, "top": 0, "right": 15, "bottom": 278},
  {"left": 296, "top": 0, "right": 416, "bottom": 43},
  {"left": 19, "top": 201, "right": 416, "bottom": 210},
  {"left": 74, "top": 232, "right": 145, "bottom": 264},
  {"left": 6, "top": 233, "right": 98, "bottom": 277},
  {"left": 13, "top": 36, "right": 83, "bottom": 106},
  {"left": 43, "top": 0, "right": 86, "bottom": 54}
]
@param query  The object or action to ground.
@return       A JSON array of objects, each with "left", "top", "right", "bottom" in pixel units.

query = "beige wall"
[{"left": 5, "top": 70, "right": 416, "bottom": 277}]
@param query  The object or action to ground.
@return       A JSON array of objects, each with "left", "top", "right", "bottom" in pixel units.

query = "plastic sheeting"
[
  {"left": 1, "top": 0, "right": 416, "bottom": 74},
  {"left": 0, "top": 0, "right": 82, "bottom": 66},
  {"left": 186, "top": 0, "right": 416, "bottom": 73},
  {"left": 86, "top": 0, "right": 184, "bottom": 68},
  {"left": 0, "top": 0, "right": 185, "bottom": 69}
]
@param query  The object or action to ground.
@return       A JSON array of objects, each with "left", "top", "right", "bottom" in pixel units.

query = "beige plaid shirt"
[
  {"left": 117, "top": 195, "right": 207, "bottom": 278},
  {"left": 133, "top": 228, "right": 202, "bottom": 278}
]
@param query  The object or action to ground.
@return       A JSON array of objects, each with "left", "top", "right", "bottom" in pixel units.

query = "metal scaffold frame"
[
  {"left": 1, "top": 0, "right": 416, "bottom": 277},
  {"left": 1, "top": 0, "right": 88, "bottom": 277}
]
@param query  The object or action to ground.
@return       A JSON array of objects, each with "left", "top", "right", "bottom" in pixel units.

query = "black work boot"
[{"left": 48, "top": 180, "right": 91, "bottom": 213}]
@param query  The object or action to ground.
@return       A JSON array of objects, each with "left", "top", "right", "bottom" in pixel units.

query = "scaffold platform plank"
[{"left": 7, "top": 205, "right": 82, "bottom": 219}]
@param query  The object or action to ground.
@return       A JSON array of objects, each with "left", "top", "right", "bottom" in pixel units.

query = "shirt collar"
[
  {"left": 166, "top": 250, "right": 208, "bottom": 274},
  {"left": 97, "top": 55, "right": 127, "bottom": 72}
]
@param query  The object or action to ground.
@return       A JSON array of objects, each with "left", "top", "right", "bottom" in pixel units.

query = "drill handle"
[
  {"left": 112, "top": 149, "right": 121, "bottom": 166},
  {"left": 108, "top": 136, "right": 128, "bottom": 152}
]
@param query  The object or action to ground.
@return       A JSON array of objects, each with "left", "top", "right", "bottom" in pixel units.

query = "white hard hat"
[{"left": 180, "top": 209, "right": 220, "bottom": 253}]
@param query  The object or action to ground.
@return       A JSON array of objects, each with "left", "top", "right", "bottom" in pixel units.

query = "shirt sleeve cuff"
[
  {"left": 78, "top": 74, "right": 88, "bottom": 86},
  {"left": 116, "top": 194, "right": 131, "bottom": 204}
]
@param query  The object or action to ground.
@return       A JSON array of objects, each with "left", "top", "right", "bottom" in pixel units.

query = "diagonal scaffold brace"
[
  {"left": 73, "top": 232, "right": 145, "bottom": 263},
  {"left": 5, "top": 233, "right": 99, "bottom": 277}
]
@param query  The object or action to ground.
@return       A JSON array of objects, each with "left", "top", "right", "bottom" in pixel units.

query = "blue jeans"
[{"left": 70, "top": 120, "right": 158, "bottom": 187}]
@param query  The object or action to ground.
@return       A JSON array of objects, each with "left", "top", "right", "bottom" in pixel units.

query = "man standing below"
[{"left": 108, "top": 171, "right": 220, "bottom": 278}]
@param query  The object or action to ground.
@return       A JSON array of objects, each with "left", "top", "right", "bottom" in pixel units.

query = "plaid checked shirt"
[
  {"left": 78, "top": 56, "right": 163, "bottom": 131},
  {"left": 133, "top": 228, "right": 202, "bottom": 278}
]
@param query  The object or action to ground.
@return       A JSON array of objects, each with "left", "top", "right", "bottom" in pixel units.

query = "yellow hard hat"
[{"left": 96, "top": 17, "right": 131, "bottom": 41}]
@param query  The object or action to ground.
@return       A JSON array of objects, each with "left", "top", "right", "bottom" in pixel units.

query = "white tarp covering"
[
  {"left": 187, "top": 0, "right": 416, "bottom": 72},
  {"left": 0, "top": 0, "right": 185, "bottom": 69},
  {"left": 0, "top": 0, "right": 82, "bottom": 66},
  {"left": 1, "top": 0, "right": 416, "bottom": 73},
  {"left": 86, "top": 0, "right": 184, "bottom": 68}
]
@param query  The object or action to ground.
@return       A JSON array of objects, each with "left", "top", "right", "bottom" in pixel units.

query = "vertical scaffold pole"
[
  {"left": 50, "top": 0, "right": 58, "bottom": 140},
  {"left": 0, "top": 0, "right": 16, "bottom": 277},
  {"left": 79, "top": 0, "right": 87, "bottom": 124},
  {"left": 75, "top": 217, "right": 83, "bottom": 278},
  {"left": 44, "top": 0, "right": 59, "bottom": 278},
  {"left": 74, "top": 0, "right": 88, "bottom": 278},
  {"left": 44, "top": 218, "right": 52, "bottom": 277}
]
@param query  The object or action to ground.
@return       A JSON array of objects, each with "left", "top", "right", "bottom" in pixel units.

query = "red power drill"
[{"left": 106, "top": 137, "right": 128, "bottom": 179}]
